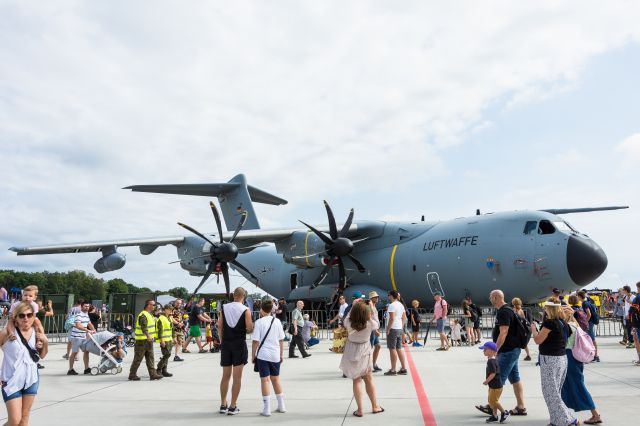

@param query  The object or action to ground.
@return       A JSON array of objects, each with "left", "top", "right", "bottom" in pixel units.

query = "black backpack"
[
  {"left": 629, "top": 304, "right": 640, "bottom": 328},
  {"left": 507, "top": 307, "right": 531, "bottom": 349}
]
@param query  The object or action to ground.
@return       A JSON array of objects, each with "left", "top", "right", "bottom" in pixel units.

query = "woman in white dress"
[
  {"left": 1, "top": 302, "right": 48, "bottom": 426},
  {"left": 340, "top": 300, "right": 384, "bottom": 417}
]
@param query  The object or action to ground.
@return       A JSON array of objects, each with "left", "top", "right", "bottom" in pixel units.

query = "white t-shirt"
[
  {"left": 252, "top": 316, "right": 285, "bottom": 362},
  {"left": 222, "top": 302, "right": 248, "bottom": 328},
  {"left": 338, "top": 303, "right": 348, "bottom": 319},
  {"left": 387, "top": 301, "right": 405, "bottom": 330}
]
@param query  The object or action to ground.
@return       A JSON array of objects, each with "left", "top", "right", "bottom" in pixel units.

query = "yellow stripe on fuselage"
[
  {"left": 304, "top": 231, "right": 312, "bottom": 267},
  {"left": 390, "top": 244, "right": 398, "bottom": 291}
]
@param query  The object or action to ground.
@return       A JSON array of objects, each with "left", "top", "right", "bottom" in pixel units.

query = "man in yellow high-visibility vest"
[
  {"left": 129, "top": 299, "right": 163, "bottom": 381},
  {"left": 156, "top": 304, "right": 174, "bottom": 377}
]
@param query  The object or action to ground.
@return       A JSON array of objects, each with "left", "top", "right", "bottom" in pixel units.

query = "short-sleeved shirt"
[
  {"left": 301, "top": 320, "right": 314, "bottom": 342},
  {"left": 338, "top": 303, "right": 348, "bottom": 319},
  {"left": 387, "top": 301, "right": 405, "bottom": 329},
  {"left": 492, "top": 305, "right": 519, "bottom": 354},
  {"left": 434, "top": 299, "right": 448, "bottom": 320},
  {"left": 189, "top": 305, "right": 204, "bottom": 325},
  {"left": 291, "top": 308, "right": 303, "bottom": 327},
  {"left": 632, "top": 294, "right": 640, "bottom": 306},
  {"left": 486, "top": 358, "right": 502, "bottom": 389},
  {"left": 408, "top": 308, "right": 420, "bottom": 326},
  {"left": 582, "top": 300, "right": 597, "bottom": 324},
  {"left": 275, "top": 304, "right": 287, "bottom": 322},
  {"left": 539, "top": 319, "right": 569, "bottom": 356},
  {"left": 70, "top": 311, "right": 90, "bottom": 339},
  {"left": 252, "top": 316, "right": 285, "bottom": 362}
]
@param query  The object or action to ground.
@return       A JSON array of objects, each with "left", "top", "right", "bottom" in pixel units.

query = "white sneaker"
[
  {"left": 276, "top": 407, "right": 287, "bottom": 413},
  {"left": 260, "top": 411, "right": 271, "bottom": 417}
]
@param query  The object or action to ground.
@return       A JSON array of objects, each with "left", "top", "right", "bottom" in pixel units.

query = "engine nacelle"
[
  {"left": 94, "top": 252, "right": 126, "bottom": 273},
  {"left": 281, "top": 230, "right": 327, "bottom": 268}
]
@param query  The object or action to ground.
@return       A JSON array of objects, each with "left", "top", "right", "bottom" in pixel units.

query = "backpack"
[
  {"left": 572, "top": 325, "right": 596, "bottom": 363},
  {"left": 507, "top": 307, "right": 531, "bottom": 349},
  {"left": 628, "top": 304, "right": 640, "bottom": 328},
  {"left": 573, "top": 308, "right": 589, "bottom": 332},
  {"left": 585, "top": 300, "right": 599, "bottom": 325},
  {"left": 64, "top": 314, "right": 77, "bottom": 332}
]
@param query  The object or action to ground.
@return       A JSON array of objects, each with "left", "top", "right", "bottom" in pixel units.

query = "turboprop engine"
[{"left": 281, "top": 230, "right": 327, "bottom": 268}]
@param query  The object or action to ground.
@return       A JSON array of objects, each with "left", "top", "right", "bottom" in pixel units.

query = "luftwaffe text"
[{"left": 423, "top": 236, "right": 479, "bottom": 251}]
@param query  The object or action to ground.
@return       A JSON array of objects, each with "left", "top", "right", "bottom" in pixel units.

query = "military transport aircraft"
[{"left": 9, "top": 174, "right": 628, "bottom": 306}]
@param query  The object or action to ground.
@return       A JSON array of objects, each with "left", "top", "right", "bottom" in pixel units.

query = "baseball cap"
[
  {"left": 552, "top": 288, "right": 561, "bottom": 294},
  {"left": 352, "top": 292, "right": 364, "bottom": 299},
  {"left": 478, "top": 341, "right": 498, "bottom": 352}
]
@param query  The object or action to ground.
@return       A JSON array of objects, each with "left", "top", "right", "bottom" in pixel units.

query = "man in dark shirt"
[
  {"left": 476, "top": 290, "right": 526, "bottom": 417},
  {"left": 182, "top": 298, "right": 212, "bottom": 354},
  {"left": 465, "top": 296, "right": 482, "bottom": 344}
]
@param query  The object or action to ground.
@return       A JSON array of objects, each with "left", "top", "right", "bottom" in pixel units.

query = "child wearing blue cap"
[{"left": 479, "top": 341, "right": 509, "bottom": 423}]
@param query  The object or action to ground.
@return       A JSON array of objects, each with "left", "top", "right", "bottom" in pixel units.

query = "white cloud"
[
  {"left": 617, "top": 133, "right": 640, "bottom": 166},
  {"left": 1, "top": 1, "right": 640, "bottom": 289}
]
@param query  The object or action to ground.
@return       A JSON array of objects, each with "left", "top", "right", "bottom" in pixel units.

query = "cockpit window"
[
  {"left": 553, "top": 221, "right": 575, "bottom": 233},
  {"left": 523, "top": 221, "right": 537, "bottom": 235},
  {"left": 538, "top": 220, "right": 556, "bottom": 235}
]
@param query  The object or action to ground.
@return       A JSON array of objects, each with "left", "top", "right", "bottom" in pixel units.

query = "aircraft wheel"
[{"left": 90, "top": 367, "right": 99, "bottom": 376}]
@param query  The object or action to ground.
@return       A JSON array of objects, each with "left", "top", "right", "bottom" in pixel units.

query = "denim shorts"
[
  {"left": 497, "top": 348, "right": 521, "bottom": 385},
  {"left": 256, "top": 359, "right": 281, "bottom": 378},
  {"left": 588, "top": 322, "right": 596, "bottom": 341},
  {"left": 436, "top": 318, "right": 445, "bottom": 334},
  {"left": 2, "top": 378, "right": 39, "bottom": 402}
]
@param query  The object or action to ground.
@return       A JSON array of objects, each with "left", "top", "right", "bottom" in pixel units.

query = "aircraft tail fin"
[
  {"left": 124, "top": 174, "right": 287, "bottom": 231},
  {"left": 542, "top": 206, "right": 628, "bottom": 214}
]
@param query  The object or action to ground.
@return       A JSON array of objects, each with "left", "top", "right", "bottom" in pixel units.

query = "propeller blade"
[
  {"left": 347, "top": 254, "right": 366, "bottom": 273},
  {"left": 231, "top": 260, "right": 258, "bottom": 281},
  {"left": 351, "top": 237, "right": 368, "bottom": 245},
  {"left": 337, "top": 257, "right": 347, "bottom": 290},
  {"left": 168, "top": 253, "right": 211, "bottom": 264},
  {"left": 324, "top": 200, "right": 338, "bottom": 239},
  {"left": 299, "top": 220, "right": 333, "bottom": 245},
  {"left": 221, "top": 262, "right": 231, "bottom": 301},
  {"left": 311, "top": 260, "right": 333, "bottom": 288},
  {"left": 209, "top": 201, "right": 224, "bottom": 244},
  {"left": 177, "top": 222, "right": 217, "bottom": 246},
  {"left": 190, "top": 261, "right": 216, "bottom": 298},
  {"left": 339, "top": 208, "right": 354, "bottom": 238},
  {"left": 291, "top": 251, "right": 327, "bottom": 260},
  {"left": 228, "top": 211, "right": 248, "bottom": 243}
]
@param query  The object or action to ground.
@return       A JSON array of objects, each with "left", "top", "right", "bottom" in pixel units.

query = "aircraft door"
[{"left": 426, "top": 272, "right": 445, "bottom": 296}]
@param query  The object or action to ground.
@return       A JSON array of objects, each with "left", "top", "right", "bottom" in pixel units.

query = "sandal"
[
  {"left": 373, "top": 407, "right": 385, "bottom": 414},
  {"left": 353, "top": 411, "right": 363, "bottom": 417},
  {"left": 509, "top": 407, "right": 527, "bottom": 416},
  {"left": 475, "top": 405, "right": 492, "bottom": 415},
  {"left": 584, "top": 417, "right": 602, "bottom": 424}
]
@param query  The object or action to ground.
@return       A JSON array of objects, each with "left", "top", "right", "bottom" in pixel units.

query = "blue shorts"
[
  {"left": 2, "top": 378, "right": 39, "bottom": 402},
  {"left": 257, "top": 359, "right": 281, "bottom": 378},
  {"left": 588, "top": 322, "right": 596, "bottom": 341},
  {"left": 436, "top": 318, "right": 445, "bottom": 334},
  {"left": 370, "top": 333, "right": 380, "bottom": 346},
  {"left": 497, "top": 348, "right": 521, "bottom": 385}
]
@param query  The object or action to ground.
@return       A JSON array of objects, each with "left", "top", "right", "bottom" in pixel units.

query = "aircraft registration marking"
[
  {"left": 390, "top": 244, "right": 399, "bottom": 291},
  {"left": 423, "top": 235, "right": 478, "bottom": 251}
]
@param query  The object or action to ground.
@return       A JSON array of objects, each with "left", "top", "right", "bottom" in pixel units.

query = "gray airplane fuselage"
[{"left": 224, "top": 210, "right": 606, "bottom": 306}]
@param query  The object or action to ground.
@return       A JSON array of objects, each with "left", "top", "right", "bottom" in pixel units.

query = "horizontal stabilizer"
[
  {"left": 542, "top": 206, "right": 629, "bottom": 214},
  {"left": 123, "top": 183, "right": 287, "bottom": 206}
]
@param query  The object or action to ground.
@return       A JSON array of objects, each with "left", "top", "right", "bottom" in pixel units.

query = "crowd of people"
[{"left": 2, "top": 281, "right": 640, "bottom": 424}]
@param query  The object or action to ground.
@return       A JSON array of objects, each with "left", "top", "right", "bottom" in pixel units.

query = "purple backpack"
[{"left": 572, "top": 325, "right": 595, "bottom": 364}]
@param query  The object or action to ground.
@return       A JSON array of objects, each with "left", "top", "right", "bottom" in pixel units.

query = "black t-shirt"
[
  {"left": 408, "top": 308, "right": 420, "bottom": 328},
  {"left": 486, "top": 358, "right": 502, "bottom": 389},
  {"left": 88, "top": 312, "right": 100, "bottom": 330},
  {"left": 276, "top": 304, "right": 287, "bottom": 322},
  {"left": 492, "top": 305, "right": 520, "bottom": 353},
  {"left": 539, "top": 319, "right": 569, "bottom": 356},
  {"left": 189, "top": 305, "right": 204, "bottom": 325}
]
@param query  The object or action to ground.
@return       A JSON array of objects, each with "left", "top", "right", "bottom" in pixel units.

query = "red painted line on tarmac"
[{"left": 403, "top": 344, "right": 437, "bottom": 426}]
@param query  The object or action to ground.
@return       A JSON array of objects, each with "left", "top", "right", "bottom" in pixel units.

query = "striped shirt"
[{"left": 70, "top": 311, "right": 90, "bottom": 339}]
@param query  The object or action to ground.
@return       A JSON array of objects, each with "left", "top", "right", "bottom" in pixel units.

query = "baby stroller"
[{"left": 81, "top": 331, "right": 125, "bottom": 375}]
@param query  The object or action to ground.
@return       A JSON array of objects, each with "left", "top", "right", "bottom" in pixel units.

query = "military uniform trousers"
[
  {"left": 157, "top": 342, "right": 173, "bottom": 371},
  {"left": 129, "top": 340, "right": 156, "bottom": 376}
]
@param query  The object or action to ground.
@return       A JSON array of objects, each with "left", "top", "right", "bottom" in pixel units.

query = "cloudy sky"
[{"left": 1, "top": 1, "right": 639, "bottom": 295}]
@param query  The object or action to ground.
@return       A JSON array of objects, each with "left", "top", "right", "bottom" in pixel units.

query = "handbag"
[{"left": 254, "top": 317, "right": 276, "bottom": 372}]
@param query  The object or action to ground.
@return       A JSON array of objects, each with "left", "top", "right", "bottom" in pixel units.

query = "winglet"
[{"left": 542, "top": 206, "right": 629, "bottom": 214}]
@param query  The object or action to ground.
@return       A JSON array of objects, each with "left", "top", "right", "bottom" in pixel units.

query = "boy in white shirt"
[{"left": 251, "top": 299, "right": 286, "bottom": 417}]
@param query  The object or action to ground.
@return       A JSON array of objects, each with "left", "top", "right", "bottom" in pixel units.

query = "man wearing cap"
[
  {"left": 288, "top": 300, "right": 311, "bottom": 359},
  {"left": 368, "top": 291, "right": 382, "bottom": 372}
]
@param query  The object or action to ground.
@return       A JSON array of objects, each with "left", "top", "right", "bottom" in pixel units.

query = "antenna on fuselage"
[
  {"left": 476, "top": 209, "right": 481, "bottom": 216},
  {"left": 421, "top": 215, "right": 425, "bottom": 222}
]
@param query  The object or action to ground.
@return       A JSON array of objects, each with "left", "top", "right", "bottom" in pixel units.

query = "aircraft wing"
[
  {"left": 10, "top": 236, "right": 186, "bottom": 255},
  {"left": 542, "top": 206, "right": 629, "bottom": 214}
]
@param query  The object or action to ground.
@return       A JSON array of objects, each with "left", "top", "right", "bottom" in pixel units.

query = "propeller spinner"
[{"left": 178, "top": 201, "right": 258, "bottom": 300}]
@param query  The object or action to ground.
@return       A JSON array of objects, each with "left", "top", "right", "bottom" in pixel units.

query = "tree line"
[{"left": 0, "top": 269, "right": 190, "bottom": 303}]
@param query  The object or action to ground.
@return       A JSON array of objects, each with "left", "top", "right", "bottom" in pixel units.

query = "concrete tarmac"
[{"left": 1, "top": 337, "right": 639, "bottom": 425}]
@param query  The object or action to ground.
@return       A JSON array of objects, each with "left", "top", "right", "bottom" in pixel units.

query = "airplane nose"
[{"left": 566, "top": 235, "right": 608, "bottom": 286}]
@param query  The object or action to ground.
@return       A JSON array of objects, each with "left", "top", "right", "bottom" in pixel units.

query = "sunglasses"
[{"left": 18, "top": 312, "right": 34, "bottom": 319}]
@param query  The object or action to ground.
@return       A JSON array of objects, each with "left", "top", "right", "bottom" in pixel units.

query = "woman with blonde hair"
[
  {"left": 511, "top": 298, "right": 531, "bottom": 360},
  {"left": 531, "top": 299, "right": 578, "bottom": 426},
  {"left": 0, "top": 302, "right": 48, "bottom": 426},
  {"left": 560, "top": 306, "right": 602, "bottom": 424},
  {"left": 340, "top": 300, "right": 384, "bottom": 417}
]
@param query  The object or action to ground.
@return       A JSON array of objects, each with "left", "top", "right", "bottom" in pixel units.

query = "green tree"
[
  {"left": 168, "top": 286, "right": 189, "bottom": 300},
  {"left": 106, "top": 278, "right": 129, "bottom": 296}
]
